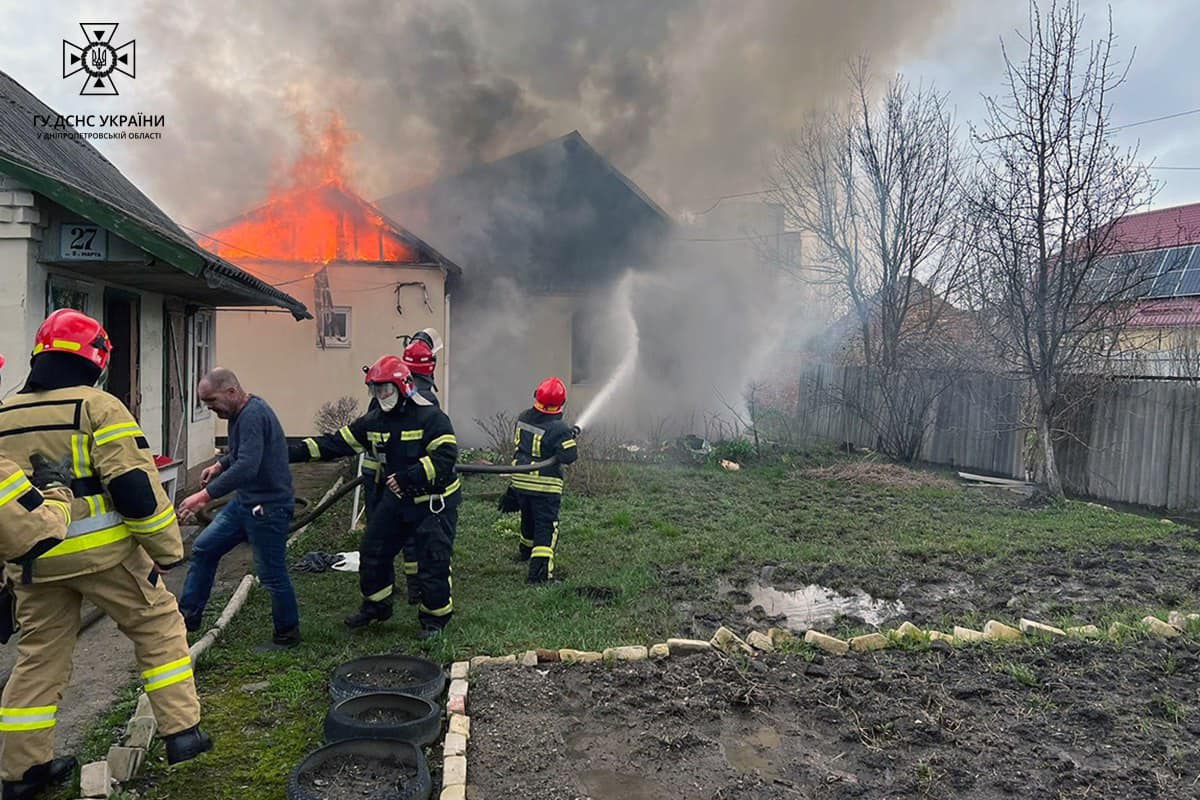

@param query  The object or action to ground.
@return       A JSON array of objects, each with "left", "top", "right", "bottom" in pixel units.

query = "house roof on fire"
[
  {"left": 376, "top": 131, "right": 674, "bottom": 295},
  {"left": 0, "top": 70, "right": 310, "bottom": 319},
  {"left": 201, "top": 182, "right": 462, "bottom": 277}
]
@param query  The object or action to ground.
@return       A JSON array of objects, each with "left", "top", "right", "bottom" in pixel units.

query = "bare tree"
[
  {"left": 769, "top": 61, "right": 968, "bottom": 460},
  {"left": 313, "top": 396, "right": 360, "bottom": 434},
  {"left": 967, "top": 0, "right": 1154, "bottom": 497}
]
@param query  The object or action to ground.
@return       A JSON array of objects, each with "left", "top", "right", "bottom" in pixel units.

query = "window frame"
[
  {"left": 45, "top": 273, "right": 93, "bottom": 316},
  {"left": 320, "top": 305, "right": 352, "bottom": 348},
  {"left": 189, "top": 309, "right": 215, "bottom": 422}
]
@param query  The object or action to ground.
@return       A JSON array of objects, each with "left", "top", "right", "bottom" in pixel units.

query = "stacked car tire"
[{"left": 287, "top": 655, "right": 448, "bottom": 800}]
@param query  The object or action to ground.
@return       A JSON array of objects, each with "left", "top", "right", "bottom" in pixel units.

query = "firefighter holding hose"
[
  {"left": 0, "top": 310, "right": 211, "bottom": 800},
  {"left": 291, "top": 355, "right": 459, "bottom": 639},
  {"left": 509, "top": 377, "right": 578, "bottom": 584},
  {"left": 357, "top": 328, "right": 443, "bottom": 606}
]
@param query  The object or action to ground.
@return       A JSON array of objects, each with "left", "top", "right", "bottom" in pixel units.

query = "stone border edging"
[
  {"left": 432, "top": 609, "right": 1200, "bottom": 800},
  {"left": 79, "top": 477, "right": 346, "bottom": 798}
]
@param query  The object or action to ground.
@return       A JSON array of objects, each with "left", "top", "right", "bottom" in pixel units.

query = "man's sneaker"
[
  {"left": 164, "top": 725, "right": 213, "bottom": 765},
  {"left": 344, "top": 601, "right": 393, "bottom": 629},
  {"left": 1, "top": 757, "right": 76, "bottom": 800}
]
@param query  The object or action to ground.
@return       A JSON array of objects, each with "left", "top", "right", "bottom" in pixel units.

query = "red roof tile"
[
  {"left": 1109, "top": 202, "right": 1200, "bottom": 253},
  {"left": 1128, "top": 296, "right": 1200, "bottom": 328}
]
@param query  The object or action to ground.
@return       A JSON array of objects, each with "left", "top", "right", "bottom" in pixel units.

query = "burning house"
[
  {"left": 0, "top": 70, "right": 310, "bottom": 487},
  {"left": 206, "top": 123, "right": 461, "bottom": 436}
]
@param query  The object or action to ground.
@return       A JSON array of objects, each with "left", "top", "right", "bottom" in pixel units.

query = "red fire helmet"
[
  {"left": 33, "top": 309, "right": 112, "bottom": 370},
  {"left": 402, "top": 339, "right": 436, "bottom": 376},
  {"left": 534, "top": 376, "right": 567, "bottom": 414},
  {"left": 364, "top": 354, "right": 417, "bottom": 398}
]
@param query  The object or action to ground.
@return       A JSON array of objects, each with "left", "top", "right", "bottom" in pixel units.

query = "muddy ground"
[
  {"left": 469, "top": 641, "right": 1200, "bottom": 799},
  {"left": 671, "top": 533, "right": 1200, "bottom": 639}
]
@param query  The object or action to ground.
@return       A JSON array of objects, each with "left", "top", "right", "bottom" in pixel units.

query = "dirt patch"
[
  {"left": 802, "top": 461, "right": 956, "bottom": 490},
  {"left": 343, "top": 667, "right": 421, "bottom": 689},
  {"left": 299, "top": 753, "right": 417, "bottom": 799},
  {"left": 353, "top": 707, "right": 421, "bottom": 725},
  {"left": 665, "top": 534, "right": 1200, "bottom": 636},
  {"left": 469, "top": 642, "right": 1200, "bottom": 799}
]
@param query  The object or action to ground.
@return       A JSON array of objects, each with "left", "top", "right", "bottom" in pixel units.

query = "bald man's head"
[{"left": 197, "top": 367, "right": 248, "bottom": 420}]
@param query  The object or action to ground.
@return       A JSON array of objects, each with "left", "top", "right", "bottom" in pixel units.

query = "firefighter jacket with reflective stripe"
[
  {"left": 0, "top": 457, "right": 70, "bottom": 564},
  {"left": 510, "top": 407, "right": 578, "bottom": 495},
  {"left": 293, "top": 401, "right": 460, "bottom": 519},
  {"left": 0, "top": 387, "right": 183, "bottom": 582}
]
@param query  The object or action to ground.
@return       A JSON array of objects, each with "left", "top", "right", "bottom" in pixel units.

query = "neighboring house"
[
  {"left": 203, "top": 182, "right": 462, "bottom": 435},
  {"left": 0, "top": 70, "right": 310, "bottom": 487},
  {"left": 822, "top": 279, "right": 980, "bottom": 370},
  {"left": 377, "top": 130, "right": 673, "bottom": 428},
  {"left": 1094, "top": 202, "right": 1200, "bottom": 377}
]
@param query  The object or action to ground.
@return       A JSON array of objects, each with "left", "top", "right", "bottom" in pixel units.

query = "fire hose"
[{"left": 0, "top": 453, "right": 566, "bottom": 689}]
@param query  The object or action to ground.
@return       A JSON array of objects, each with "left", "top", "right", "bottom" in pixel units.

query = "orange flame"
[{"left": 205, "top": 113, "right": 417, "bottom": 264}]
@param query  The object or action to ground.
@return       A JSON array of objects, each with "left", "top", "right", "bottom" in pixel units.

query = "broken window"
[
  {"left": 321, "top": 307, "right": 352, "bottom": 348},
  {"left": 46, "top": 274, "right": 92, "bottom": 316}
]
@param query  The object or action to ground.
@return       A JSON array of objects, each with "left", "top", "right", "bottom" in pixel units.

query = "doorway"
[{"left": 103, "top": 289, "right": 141, "bottom": 418}]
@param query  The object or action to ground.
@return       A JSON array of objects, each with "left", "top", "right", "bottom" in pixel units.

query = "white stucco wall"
[{"left": 0, "top": 238, "right": 36, "bottom": 392}]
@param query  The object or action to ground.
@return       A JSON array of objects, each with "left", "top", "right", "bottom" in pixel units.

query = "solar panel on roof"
[
  {"left": 1175, "top": 247, "right": 1200, "bottom": 296},
  {"left": 1148, "top": 246, "right": 1191, "bottom": 297}
]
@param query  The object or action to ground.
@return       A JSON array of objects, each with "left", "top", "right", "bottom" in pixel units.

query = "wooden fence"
[
  {"left": 790, "top": 363, "right": 1026, "bottom": 479},
  {"left": 787, "top": 364, "right": 1200, "bottom": 509},
  {"left": 1057, "top": 379, "right": 1200, "bottom": 509}
]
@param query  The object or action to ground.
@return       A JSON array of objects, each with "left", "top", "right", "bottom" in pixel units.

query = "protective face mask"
[{"left": 374, "top": 383, "right": 400, "bottom": 412}]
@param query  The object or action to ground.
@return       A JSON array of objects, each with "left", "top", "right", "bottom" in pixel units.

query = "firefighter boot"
[
  {"left": 164, "top": 725, "right": 213, "bottom": 765},
  {"left": 405, "top": 576, "right": 421, "bottom": 606},
  {"left": 2, "top": 757, "right": 77, "bottom": 800},
  {"left": 344, "top": 600, "right": 393, "bottom": 629}
]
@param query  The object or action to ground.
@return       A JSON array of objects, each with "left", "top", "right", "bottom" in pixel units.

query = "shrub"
[{"left": 313, "top": 396, "right": 360, "bottom": 434}]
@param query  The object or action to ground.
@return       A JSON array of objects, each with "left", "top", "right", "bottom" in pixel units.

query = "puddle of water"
[
  {"left": 721, "top": 724, "right": 783, "bottom": 779},
  {"left": 577, "top": 769, "right": 664, "bottom": 800},
  {"left": 721, "top": 579, "right": 906, "bottom": 630}
]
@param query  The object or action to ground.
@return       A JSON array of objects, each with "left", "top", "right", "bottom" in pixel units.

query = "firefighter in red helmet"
[
  {"left": 291, "top": 355, "right": 459, "bottom": 637},
  {"left": 401, "top": 328, "right": 441, "bottom": 399},
  {"left": 0, "top": 310, "right": 211, "bottom": 799},
  {"left": 376, "top": 328, "right": 442, "bottom": 603},
  {"left": 508, "top": 377, "right": 578, "bottom": 584}
]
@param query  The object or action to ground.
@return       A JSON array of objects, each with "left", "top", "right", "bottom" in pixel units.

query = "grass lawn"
[{"left": 59, "top": 451, "right": 1198, "bottom": 799}]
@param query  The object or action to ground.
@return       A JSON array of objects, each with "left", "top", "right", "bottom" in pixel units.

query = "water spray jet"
[{"left": 575, "top": 271, "right": 641, "bottom": 433}]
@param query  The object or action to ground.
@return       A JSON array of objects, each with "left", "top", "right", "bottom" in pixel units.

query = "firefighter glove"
[
  {"left": 28, "top": 452, "right": 72, "bottom": 490},
  {"left": 0, "top": 581, "right": 18, "bottom": 644}
]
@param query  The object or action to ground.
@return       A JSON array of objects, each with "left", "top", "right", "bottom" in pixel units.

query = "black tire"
[
  {"left": 287, "top": 738, "right": 431, "bottom": 800},
  {"left": 324, "top": 692, "right": 441, "bottom": 745},
  {"left": 330, "top": 655, "right": 446, "bottom": 704}
]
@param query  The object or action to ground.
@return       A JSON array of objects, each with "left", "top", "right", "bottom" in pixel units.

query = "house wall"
[
  {"left": 215, "top": 261, "right": 448, "bottom": 435},
  {"left": 0, "top": 180, "right": 214, "bottom": 480},
  {"left": 0, "top": 177, "right": 43, "bottom": 384},
  {"left": 1115, "top": 325, "right": 1200, "bottom": 377}
]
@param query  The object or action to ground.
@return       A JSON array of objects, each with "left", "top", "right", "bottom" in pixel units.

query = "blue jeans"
[{"left": 179, "top": 497, "right": 300, "bottom": 633}]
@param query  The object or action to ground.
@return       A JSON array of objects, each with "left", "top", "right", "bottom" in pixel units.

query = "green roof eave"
[{"left": 0, "top": 155, "right": 312, "bottom": 320}]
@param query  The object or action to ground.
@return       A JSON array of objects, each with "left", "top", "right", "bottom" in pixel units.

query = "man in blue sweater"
[{"left": 177, "top": 368, "right": 300, "bottom": 650}]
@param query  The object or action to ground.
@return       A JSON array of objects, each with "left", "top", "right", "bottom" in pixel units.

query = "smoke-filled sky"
[{"left": 5, "top": 0, "right": 1198, "bottom": 228}]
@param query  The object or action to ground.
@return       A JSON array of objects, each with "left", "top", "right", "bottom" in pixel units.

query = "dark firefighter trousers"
[
  {"left": 517, "top": 493, "right": 560, "bottom": 583},
  {"left": 362, "top": 474, "right": 421, "bottom": 604},
  {"left": 361, "top": 496, "right": 456, "bottom": 629}
]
